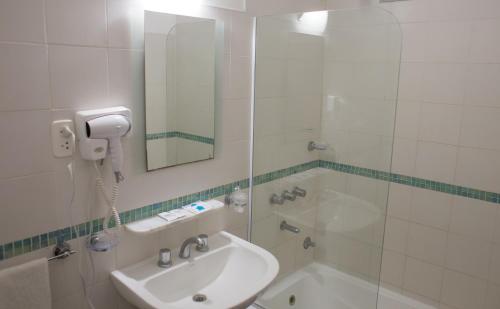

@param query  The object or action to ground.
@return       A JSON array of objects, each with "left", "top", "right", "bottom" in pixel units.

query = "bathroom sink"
[{"left": 111, "top": 231, "right": 279, "bottom": 309}]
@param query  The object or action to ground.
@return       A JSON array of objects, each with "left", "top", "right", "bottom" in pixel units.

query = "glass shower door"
[{"left": 250, "top": 8, "right": 401, "bottom": 309}]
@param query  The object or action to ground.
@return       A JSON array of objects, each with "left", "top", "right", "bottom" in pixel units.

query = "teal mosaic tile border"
[
  {"left": 146, "top": 131, "right": 214, "bottom": 145},
  {"left": 318, "top": 160, "right": 500, "bottom": 203},
  {"left": 0, "top": 176, "right": 250, "bottom": 262},
  {"left": 2, "top": 159, "right": 499, "bottom": 262}
]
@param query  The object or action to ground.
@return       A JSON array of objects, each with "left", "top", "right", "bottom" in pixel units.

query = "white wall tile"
[
  {"left": 455, "top": 147, "right": 500, "bottom": 193},
  {"left": 445, "top": 233, "right": 491, "bottom": 279},
  {"left": 0, "top": 44, "right": 50, "bottom": 111},
  {"left": 394, "top": 100, "right": 421, "bottom": 139},
  {"left": 494, "top": 208, "right": 500, "bottom": 244},
  {"left": 397, "top": 63, "right": 424, "bottom": 101},
  {"left": 490, "top": 244, "right": 500, "bottom": 285},
  {"left": 459, "top": 106, "right": 500, "bottom": 151},
  {"left": 0, "top": 111, "right": 53, "bottom": 179},
  {"left": 381, "top": 249, "right": 406, "bottom": 287},
  {"left": 485, "top": 283, "right": 500, "bottom": 309},
  {"left": 441, "top": 270, "right": 487, "bottom": 309},
  {"left": 403, "top": 257, "right": 444, "bottom": 301},
  {"left": 426, "top": 0, "right": 479, "bottom": 22},
  {"left": 406, "top": 223, "right": 447, "bottom": 265},
  {"left": 424, "top": 21, "right": 471, "bottom": 63},
  {"left": 49, "top": 45, "right": 108, "bottom": 109},
  {"left": 46, "top": 0, "right": 107, "bottom": 46},
  {"left": 0, "top": 173, "right": 59, "bottom": 244},
  {"left": 421, "top": 63, "right": 466, "bottom": 105},
  {"left": 449, "top": 196, "right": 497, "bottom": 240},
  {"left": 410, "top": 188, "right": 452, "bottom": 230},
  {"left": 115, "top": 232, "right": 159, "bottom": 269},
  {"left": 230, "top": 15, "right": 253, "bottom": 58},
  {"left": 469, "top": 19, "right": 500, "bottom": 63},
  {"left": 108, "top": 49, "right": 144, "bottom": 107},
  {"left": 225, "top": 56, "right": 251, "bottom": 100},
  {"left": 415, "top": 142, "right": 457, "bottom": 183},
  {"left": 107, "top": 0, "right": 145, "bottom": 49},
  {"left": 418, "top": 103, "right": 462, "bottom": 145},
  {"left": 464, "top": 64, "right": 500, "bottom": 108},
  {"left": 391, "top": 138, "right": 417, "bottom": 175},
  {"left": 220, "top": 99, "right": 251, "bottom": 142},
  {"left": 400, "top": 23, "right": 428, "bottom": 62},
  {"left": 387, "top": 183, "right": 411, "bottom": 220},
  {"left": 380, "top": 0, "right": 429, "bottom": 23},
  {"left": 0, "top": 0, "right": 45, "bottom": 43},
  {"left": 383, "top": 217, "right": 408, "bottom": 253}
]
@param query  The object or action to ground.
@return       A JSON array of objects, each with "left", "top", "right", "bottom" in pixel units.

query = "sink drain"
[
  {"left": 193, "top": 294, "right": 207, "bottom": 302},
  {"left": 289, "top": 294, "right": 296, "bottom": 306}
]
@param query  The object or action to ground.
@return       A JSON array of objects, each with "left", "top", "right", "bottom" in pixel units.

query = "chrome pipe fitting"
[
  {"left": 303, "top": 237, "right": 316, "bottom": 249},
  {"left": 308, "top": 141, "right": 328, "bottom": 151},
  {"left": 270, "top": 193, "right": 285, "bottom": 205},
  {"left": 282, "top": 190, "right": 296, "bottom": 201},
  {"left": 292, "top": 186, "right": 307, "bottom": 197},
  {"left": 280, "top": 220, "right": 300, "bottom": 234}
]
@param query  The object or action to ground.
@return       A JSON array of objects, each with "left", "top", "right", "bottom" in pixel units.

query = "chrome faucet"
[
  {"left": 281, "top": 190, "right": 296, "bottom": 201},
  {"left": 280, "top": 220, "right": 300, "bottom": 234},
  {"left": 179, "top": 234, "right": 209, "bottom": 259}
]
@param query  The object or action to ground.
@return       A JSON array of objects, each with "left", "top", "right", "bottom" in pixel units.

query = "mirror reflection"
[{"left": 145, "top": 11, "right": 217, "bottom": 170}]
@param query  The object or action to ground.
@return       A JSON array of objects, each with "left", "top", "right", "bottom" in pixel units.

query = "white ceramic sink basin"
[{"left": 111, "top": 231, "right": 279, "bottom": 309}]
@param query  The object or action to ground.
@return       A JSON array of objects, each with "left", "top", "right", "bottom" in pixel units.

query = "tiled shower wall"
[
  {"left": 0, "top": 0, "right": 325, "bottom": 308},
  {"left": 325, "top": 0, "right": 500, "bottom": 308}
]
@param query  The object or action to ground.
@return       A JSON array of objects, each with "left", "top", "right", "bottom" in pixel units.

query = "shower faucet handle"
[
  {"left": 282, "top": 190, "right": 296, "bottom": 201},
  {"left": 270, "top": 193, "right": 285, "bottom": 205},
  {"left": 292, "top": 186, "right": 307, "bottom": 197}
]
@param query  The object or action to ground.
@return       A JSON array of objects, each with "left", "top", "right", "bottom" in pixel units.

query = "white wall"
[
  {"left": 0, "top": 0, "right": 326, "bottom": 308},
  {"left": 323, "top": 1, "right": 500, "bottom": 308}
]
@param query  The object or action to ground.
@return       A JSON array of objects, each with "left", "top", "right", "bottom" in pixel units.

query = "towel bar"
[
  {"left": 48, "top": 250, "right": 78, "bottom": 261},
  {"left": 48, "top": 238, "right": 78, "bottom": 261}
]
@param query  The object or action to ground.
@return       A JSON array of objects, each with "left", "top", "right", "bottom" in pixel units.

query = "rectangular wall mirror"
[{"left": 144, "top": 11, "right": 220, "bottom": 171}]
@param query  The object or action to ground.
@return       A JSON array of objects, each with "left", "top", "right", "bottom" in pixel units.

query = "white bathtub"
[{"left": 252, "top": 263, "right": 435, "bottom": 309}]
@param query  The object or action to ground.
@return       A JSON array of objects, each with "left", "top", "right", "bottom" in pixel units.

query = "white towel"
[{"left": 0, "top": 258, "right": 51, "bottom": 309}]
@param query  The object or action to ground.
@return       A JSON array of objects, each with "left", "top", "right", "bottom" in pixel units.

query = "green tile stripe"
[
  {"left": 318, "top": 160, "right": 500, "bottom": 204},
  {"left": 146, "top": 131, "right": 214, "bottom": 145},
  {"left": 0, "top": 177, "right": 249, "bottom": 262},
  {"left": 2, "top": 159, "right": 499, "bottom": 262}
]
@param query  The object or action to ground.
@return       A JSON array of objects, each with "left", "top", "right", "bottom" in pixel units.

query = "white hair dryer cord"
[{"left": 92, "top": 161, "right": 121, "bottom": 229}]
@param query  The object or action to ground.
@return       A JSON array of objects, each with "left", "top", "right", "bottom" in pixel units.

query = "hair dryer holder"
[{"left": 75, "top": 106, "right": 131, "bottom": 178}]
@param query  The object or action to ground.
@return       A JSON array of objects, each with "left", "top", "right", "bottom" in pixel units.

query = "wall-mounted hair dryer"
[
  {"left": 75, "top": 107, "right": 132, "bottom": 182},
  {"left": 75, "top": 107, "right": 131, "bottom": 252}
]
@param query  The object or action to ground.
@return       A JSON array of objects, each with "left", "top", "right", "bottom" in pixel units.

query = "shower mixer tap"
[
  {"left": 308, "top": 141, "right": 328, "bottom": 151},
  {"left": 282, "top": 190, "right": 296, "bottom": 201},
  {"left": 280, "top": 221, "right": 300, "bottom": 234},
  {"left": 270, "top": 194, "right": 285, "bottom": 205},
  {"left": 292, "top": 186, "right": 307, "bottom": 197}
]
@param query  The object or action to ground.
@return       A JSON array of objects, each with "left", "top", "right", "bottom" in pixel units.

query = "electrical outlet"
[{"left": 51, "top": 120, "right": 75, "bottom": 157}]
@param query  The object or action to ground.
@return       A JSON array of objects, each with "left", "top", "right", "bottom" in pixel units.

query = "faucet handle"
[
  {"left": 158, "top": 248, "right": 172, "bottom": 268},
  {"left": 196, "top": 234, "right": 209, "bottom": 252},
  {"left": 270, "top": 193, "right": 284, "bottom": 205},
  {"left": 292, "top": 186, "right": 307, "bottom": 197},
  {"left": 282, "top": 190, "right": 296, "bottom": 201}
]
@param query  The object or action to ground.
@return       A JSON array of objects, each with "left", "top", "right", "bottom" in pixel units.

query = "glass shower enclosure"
[{"left": 250, "top": 8, "right": 401, "bottom": 309}]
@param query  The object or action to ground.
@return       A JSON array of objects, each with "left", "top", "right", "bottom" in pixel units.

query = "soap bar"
[{"left": 158, "top": 208, "right": 189, "bottom": 222}]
